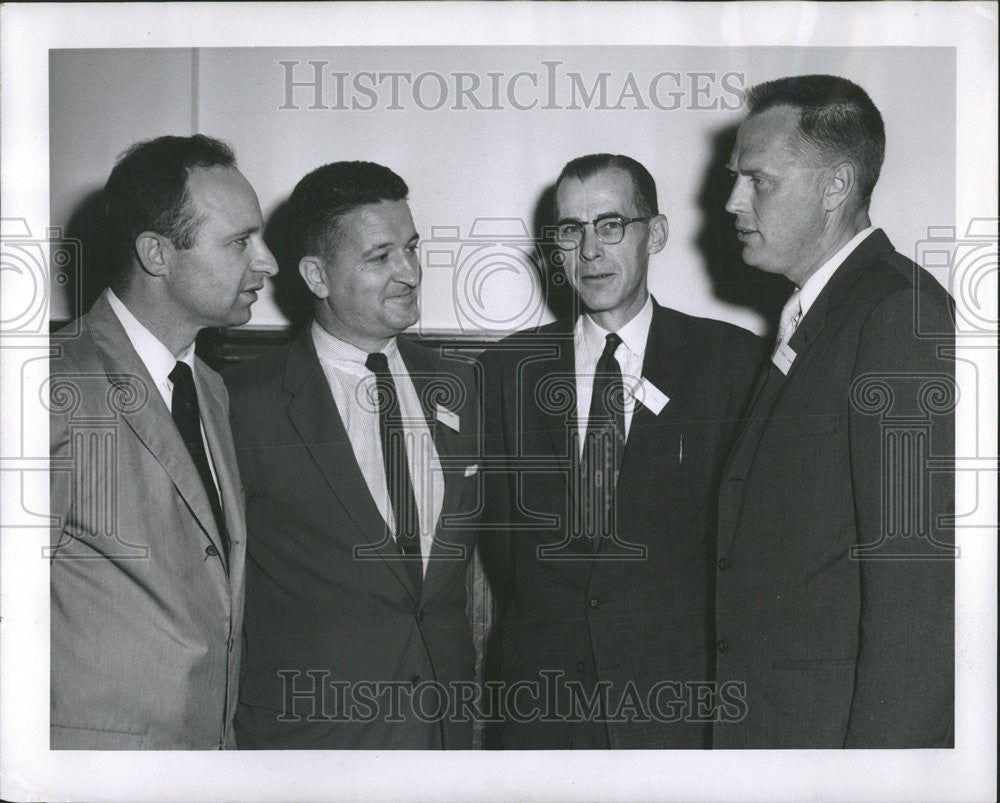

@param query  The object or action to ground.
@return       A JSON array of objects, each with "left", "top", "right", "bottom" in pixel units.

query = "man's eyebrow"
[
  {"left": 361, "top": 241, "right": 394, "bottom": 259},
  {"left": 557, "top": 212, "right": 625, "bottom": 225},
  {"left": 224, "top": 224, "right": 261, "bottom": 240}
]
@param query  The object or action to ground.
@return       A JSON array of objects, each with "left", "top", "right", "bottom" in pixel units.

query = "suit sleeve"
[
  {"left": 725, "top": 329, "right": 768, "bottom": 435},
  {"left": 49, "top": 368, "right": 73, "bottom": 555},
  {"left": 844, "top": 285, "right": 955, "bottom": 747}
]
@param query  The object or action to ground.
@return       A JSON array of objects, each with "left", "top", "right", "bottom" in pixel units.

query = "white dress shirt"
[
  {"left": 797, "top": 226, "right": 876, "bottom": 316},
  {"left": 106, "top": 289, "right": 220, "bottom": 493},
  {"left": 312, "top": 322, "right": 443, "bottom": 574},
  {"left": 574, "top": 295, "right": 653, "bottom": 457}
]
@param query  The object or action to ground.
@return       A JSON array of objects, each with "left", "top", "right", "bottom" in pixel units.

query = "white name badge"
[
  {"left": 637, "top": 377, "right": 670, "bottom": 415},
  {"left": 435, "top": 404, "right": 460, "bottom": 432},
  {"left": 772, "top": 342, "right": 797, "bottom": 375}
]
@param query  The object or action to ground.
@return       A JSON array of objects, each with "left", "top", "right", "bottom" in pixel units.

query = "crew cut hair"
[
  {"left": 104, "top": 134, "right": 236, "bottom": 292},
  {"left": 745, "top": 74, "right": 886, "bottom": 207},
  {"left": 555, "top": 153, "right": 659, "bottom": 219},
  {"left": 286, "top": 161, "right": 409, "bottom": 261}
]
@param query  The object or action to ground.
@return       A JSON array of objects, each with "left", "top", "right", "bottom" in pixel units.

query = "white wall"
[{"left": 49, "top": 46, "right": 955, "bottom": 335}]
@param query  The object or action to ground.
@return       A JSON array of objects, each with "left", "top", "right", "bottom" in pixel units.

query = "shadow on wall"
[
  {"left": 263, "top": 197, "right": 313, "bottom": 330},
  {"left": 61, "top": 187, "right": 115, "bottom": 321},
  {"left": 531, "top": 181, "right": 578, "bottom": 324},
  {"left": 695, "top": 123, "right": 789, "bottom": 340}
]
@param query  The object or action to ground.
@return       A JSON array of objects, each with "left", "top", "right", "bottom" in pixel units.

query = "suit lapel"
[
  {"left": 397, "top": 338, "right": 471, "bottom": 600},
  {"left": 719, "top": 229, "right": 895, "bottom": 554},
  {"left": 621, "top": 303, "right": 684, "bottom": 474},
  {"left": 283, "top": 330, "right": 417, "bottom": 598},
  {"left": 86, "top": 296, "right": 228, "bottom": 559},
  {"left": 196, "top": 361, "right": 245, "bottom": 578},
  {"left": 528, "top": 325, "right": 578, "bottom": 464}
]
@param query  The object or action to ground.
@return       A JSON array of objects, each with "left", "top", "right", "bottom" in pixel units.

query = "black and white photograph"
[{"left": 0, "top": 2, "right": 996, "bottom": 801}]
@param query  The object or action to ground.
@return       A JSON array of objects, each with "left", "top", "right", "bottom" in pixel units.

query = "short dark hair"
[
  {"left": 286, "top": 161, "right": 409, "bottom": 261},
  {"left": 745, "top": 74, "right": 885, "bottom": 207},
  {"left": 104, "top": 134, "right": 236, "bottom": 292},
  {"left": 555, "top": 154, "right": 659, "bottom": 218}
]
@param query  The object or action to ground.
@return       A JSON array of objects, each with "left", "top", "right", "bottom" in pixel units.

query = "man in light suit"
[
  {"left": 50, "top": 135, "right": 278, "bottom": 748},
  {"left": 227, "top": 161, "right": 480, "bottom": 749},
  {"left": 714, "top": 75, "right": 955, "bottom": 748},
  {"left": 480, "top": 154, "right": 764, "bottom": 749}
]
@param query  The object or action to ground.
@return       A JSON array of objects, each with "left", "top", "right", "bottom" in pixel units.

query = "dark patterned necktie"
[
  {"left": 169, "top": 361, "right": 228, "bottom": 561},
  {"left": 365, "top": 352, "right": 423, "bottom": 595},
  {"left": 580, "top": 333, "right": 625, "bottom": 540}
]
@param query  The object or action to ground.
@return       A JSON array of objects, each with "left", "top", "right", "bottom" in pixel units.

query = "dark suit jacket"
[
  {"left": 480, "top": 300, "right": 764, "bottom": 748},
  {"left": 224, "top": 327, "right": 480, "bottom": 749},
  {"left": 50, "top": 292, "right": 245, "bottom": 749},
  {"left": 713, "top": 230, "right": 955, "bottom": 748}
]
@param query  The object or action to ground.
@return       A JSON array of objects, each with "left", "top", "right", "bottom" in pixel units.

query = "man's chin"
[
  {"left": 217, "top": 306, "right": 253, "bottom": 329},
  {"left": 578, "top": 289, "right": 620, "bottom": 314},
  {"left": 387, "top": 310, "right": 419, "bottom": 333}
]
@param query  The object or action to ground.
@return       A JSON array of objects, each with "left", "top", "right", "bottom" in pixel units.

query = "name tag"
[
  {"left": 772, "top": 342, "right": 797, "bottom": 375},
  {"left": 435, "top": 404, "right": 460, "bottom": 432},
  {"left": 637, "top": 378, "right": 669, "bottom": 415}
]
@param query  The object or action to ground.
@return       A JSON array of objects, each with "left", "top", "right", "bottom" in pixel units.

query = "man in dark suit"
[
  {"left": 50, "top": 135, "right": 278, "bottom": 748},
  {"left": 227, "top": 161, "right": 480, "bottom": 749},
  {"left": 480, "top": 154, "right": 764, "bottom": 749},
  {"left": 714, "top": 75, "right": 955, "bottom": 748}
]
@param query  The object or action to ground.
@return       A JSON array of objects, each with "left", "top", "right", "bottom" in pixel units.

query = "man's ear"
[
  {"left": 822, "top": 162, "right": 856, "bottom": 212},
  {"left": 134, "top": 232, "right": 171, "bottom": 277},
  {"left": 299, "top": 256, "right": 330, "bottom": 299},
  {"left": 646, "top": 214, "right": 668, "bottom": 255}
]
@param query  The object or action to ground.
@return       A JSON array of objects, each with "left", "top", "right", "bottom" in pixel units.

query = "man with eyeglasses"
[{"left": 479, "top": 153, "right": 764, "bottom": 749}]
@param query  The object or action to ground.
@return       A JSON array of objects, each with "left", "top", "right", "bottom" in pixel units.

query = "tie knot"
[
  {"left": 776, "top": 290, "right": 803, "bottom": 347},
  {"left": 365, "top": 352, "right": 390, "bottom": 376},
  {"left": 603, "top": 332, "right": 622, "bottom": 356},
  {"left": 782, "top": 290, "right": 802, "bottom": 323},
  {"left": 169, "top": 361, "right": 193, "bottom": 387}
]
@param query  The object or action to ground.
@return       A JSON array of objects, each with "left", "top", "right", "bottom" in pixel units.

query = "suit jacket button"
[
  {"left": 588, "top": 597, "right": 600, "bottom": 609},
  {"left": 717, "top": 639, "right": 729, "bottom": 654},
  {"left": 205, "top": 544, "right": 219, "bottom": 557},
  {"left": 576, "top": 660, "right": 587, "bottom": 674},
  {"left": 717, "top": 557, "right": 730, "bottom": 571}
]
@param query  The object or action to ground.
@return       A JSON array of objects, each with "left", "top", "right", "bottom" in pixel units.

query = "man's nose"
[
  {"left": 394, "top": 251, "right": 421, "bottom": 286},
  {"left": 579, "top": 224, "right": 602, "bottom": 261},
  {"left": 725, "top": 177, "right": 747, "bottom": 216},
  {"left": 253, "top": 240, "right": 279, "bottom": 277}
]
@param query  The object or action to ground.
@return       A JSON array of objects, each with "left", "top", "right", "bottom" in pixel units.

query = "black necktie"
[
  {"left": 169, "top": 361, "right": 228, "bottom": 561},
  {"left": 365, "top": 352, "right": 423, "bottom": 595},
  {"left": 580, "top": 333, "right": 625, "bottom": 541}
]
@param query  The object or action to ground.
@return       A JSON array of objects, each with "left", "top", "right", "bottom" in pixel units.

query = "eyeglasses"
[{"left": 554, "top": 214, "right": 650, "bottom": 250}]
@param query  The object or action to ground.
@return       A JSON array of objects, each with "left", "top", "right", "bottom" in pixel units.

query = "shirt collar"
[
  {"left": 311, "top": 320, "right": 399, "bottom": 372},
  {"left": 797, "top": 226, "right": 875, "bottom": 317},
  {"left": 106, "top": 289, "right": 194, "bottom": 387},
  {"left": 579, "top": 294, "right": 654, "bottom": 358}
]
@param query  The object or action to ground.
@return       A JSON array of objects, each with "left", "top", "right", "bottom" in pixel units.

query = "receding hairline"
[{"left": 554, "top": 165, "right": 646, "bottom": 217}]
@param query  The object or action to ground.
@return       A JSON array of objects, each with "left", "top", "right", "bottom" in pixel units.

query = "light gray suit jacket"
[{"left": 49, "top": 292, "right": 246, "bottom": 749}]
